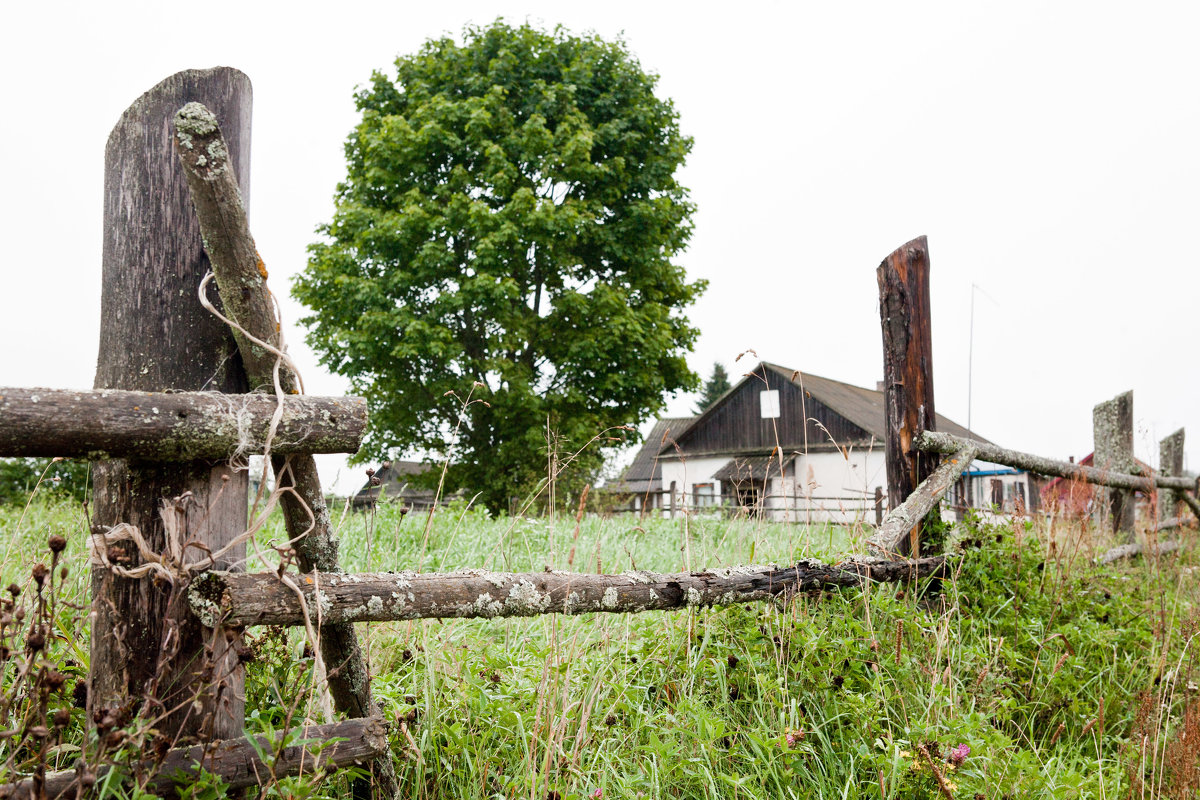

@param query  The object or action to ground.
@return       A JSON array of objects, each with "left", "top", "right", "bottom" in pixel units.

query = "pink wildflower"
[
  {"left": 590, "top": 790, "right": 602, "bottom": 799},
  {"left": 948, "top": 743, "right": 970, "bottom": 766}
]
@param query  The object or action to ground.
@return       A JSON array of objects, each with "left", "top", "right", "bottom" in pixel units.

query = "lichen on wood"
[
  {"left": 190, "top": 558, "right": 949, "bottom": 628},
  {"left": 0, "top": 387, "right": 366, "bottom": 460}
]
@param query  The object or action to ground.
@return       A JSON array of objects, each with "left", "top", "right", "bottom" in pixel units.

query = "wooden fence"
[
  {"left": 1, "top": 69, "right": 1196, "bottom": 800},
  {"left": 866, "top": 238, "right": 1200, "bottom": 556},
  {"left": 0, "top": 70, "right": 942, "bottom": 799}
]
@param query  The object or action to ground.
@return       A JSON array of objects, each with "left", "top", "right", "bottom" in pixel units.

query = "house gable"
[{"left": 672, "top": 363, "right": 873, "bottom": 456}]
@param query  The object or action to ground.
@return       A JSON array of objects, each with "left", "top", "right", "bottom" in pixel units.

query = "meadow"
[{"left": 1, "top": 486, "right": 1198, "bottom": 799}]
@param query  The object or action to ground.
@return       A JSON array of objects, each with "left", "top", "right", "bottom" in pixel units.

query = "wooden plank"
[
  {"left": 0, "top": 388, "right": 366, "bottom": 459},
  {"left": 0, "top": 717, "right": 387, "bottom": 799},
  {"left": 173, "top": 102, "right": 392, "bottom": 799},
  {"left": 190, "top": 557, "right": 950, "bottom": 627},
  {"left": 1093, "top": 391, "right": 1135, "bottom": 539},
  {"left": 866, "top": 445, "right": 978, "bottom": 555},
  {"left": 877, "top": 236, "right": 937, "bottom": 555},
  {"left": 90, "top": 68, "right": 252, "bottom": 742}
]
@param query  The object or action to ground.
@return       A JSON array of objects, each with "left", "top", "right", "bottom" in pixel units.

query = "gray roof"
[
  {"left": 353, "top": 460, "right": 441, "bottom": 506},
  {"left": 610, "top": 417, "right": 694, "bottom": 493},
  {"left": 712, "top": 454, "right": 788, "bottom": 482}
]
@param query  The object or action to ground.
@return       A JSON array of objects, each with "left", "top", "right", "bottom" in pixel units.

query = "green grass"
[{"left": 2, "top": 489, "right": 1199, "bottom": 799}]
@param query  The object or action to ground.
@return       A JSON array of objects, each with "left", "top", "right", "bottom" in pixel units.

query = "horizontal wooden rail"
[
  {"left": 0, "top": 388, "right": 366, "bottom": 460},
  {"left": 1097, "top": 539, "right": 1184, "bottom": 565},
  {"left": 0, "top": 717, "right": 387, "bottom": 799},
  {"left": 916, "top": 430, "right": 1195, "bottom": 493},
  {"left": 189, "top": 558, "right": 948, "bottom": 628}
]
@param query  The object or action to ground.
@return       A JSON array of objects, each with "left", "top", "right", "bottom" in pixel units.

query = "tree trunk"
[
  {"left": 0, "top": 388, "right": 365, "bottom": 460},
  {"left": 91, "top": 67, "right": 252, "bottom": 743},
  {"left": 877, "top": 236, "right": 937, "bottom": 555}
]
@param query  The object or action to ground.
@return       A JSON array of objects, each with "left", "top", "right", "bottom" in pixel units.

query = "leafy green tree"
[
  {"left": 295, "top": 21, "right": 705, "bottom": 512},
  {"left": 0, "top": 458, "right": 90, "bottom": 505},
  {"left": 694, "top": 362, "right": 731, "bottom": 414}
]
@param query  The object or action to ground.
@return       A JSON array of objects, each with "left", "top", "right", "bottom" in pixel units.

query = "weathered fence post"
[
  {"left": 1093, "top": 391, "right": 1135, "bottom": 539},
  {"left": 874, "top": 486, "right": 884, "bottom": 527},
  {"left": 1159, "top": 428, "right": 1185, "bottom": 524},
  {"left": 877, "top": 236, "right": 938, "bottom": 555},
  {"left": 90, "top": 67, "right": 252, "bottom": 741}
]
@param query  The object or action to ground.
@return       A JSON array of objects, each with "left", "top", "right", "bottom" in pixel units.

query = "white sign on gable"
[{"left": 760, "top": 389, "right": 780, "bottom": 419}]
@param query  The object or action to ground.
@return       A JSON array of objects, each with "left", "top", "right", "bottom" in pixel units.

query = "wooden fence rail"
[
  {"left": 189, "top": 557, "right": 948, "bottom": 628},
  {"left": 0, "top": 388, "right": 365, "bottom": 460},
  {"left": 0, "top": 718, "right": 387, "bottom": 800}
]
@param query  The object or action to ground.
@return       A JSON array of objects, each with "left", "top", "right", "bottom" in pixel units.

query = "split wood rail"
[{"left": 0, "top": 70, "right": 949, "bottom": 799}]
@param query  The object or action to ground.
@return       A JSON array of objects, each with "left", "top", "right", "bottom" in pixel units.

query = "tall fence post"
[
  {"left": 877, "top": 236, "right": 937, "bottom": 555},
  {"left": 1159, "top": 428, "right": 1185, "bottom": 523},
  {"left": 1092, "top": 390, "right": 1135, "bottom": 539},
  {"left": 90, "top": 68, "right": 252, "bottom": 740}
]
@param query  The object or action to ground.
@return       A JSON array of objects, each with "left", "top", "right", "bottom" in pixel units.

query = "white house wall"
[{"left": 658, "top": 449, "right": 890, "bottom": 524}]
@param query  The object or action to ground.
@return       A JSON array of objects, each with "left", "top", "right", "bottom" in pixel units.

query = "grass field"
[{"left": 1, "top": 488, "right": 1198, "bottom": 799}]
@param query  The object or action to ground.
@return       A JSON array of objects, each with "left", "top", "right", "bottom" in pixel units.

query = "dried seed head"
[
  {"left": 28, "top": 726, "right": 49, "bottom": 739},
  {"left": 52, "top": 708, "right": 70, "bottom": 728},
  {"left": 59, "top": 566, "right": 68, "bottom": 581},
  {"left": 80, "top": 772, "right": 96, "bottom": 788},
  {"left": 6, "top": 584, "right": 19, "bottom": 597},
  {"left": 365, "top": 468, "right": 376, "bottom": 477},
  {"left": 48, "top": 535, "right": 67, "bottom": 554},
  {"left": 45, "top": 670, "right": 66, "bottom": 691},
  {"left": 14, "top": 608, "right": 25, "bottom": 622},
  {"left": 105, "top": 730, "right": 126, "bottom": 747},
  {"left": 26, "top": 630, "right": 45, "bottom": 651},
  {"left": 31, "top": 563, "right": 49, "bottom": 586}
]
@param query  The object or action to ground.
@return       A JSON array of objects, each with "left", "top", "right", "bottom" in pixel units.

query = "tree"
[
  {"left": 295, "top": 21, "right": 705, "bottom": 512},
  {"left": 0, "top": 458, "right": 90, "bottom": 505},
  {"left": 694, "top": 362, "right": 732, "bottom": 414}
]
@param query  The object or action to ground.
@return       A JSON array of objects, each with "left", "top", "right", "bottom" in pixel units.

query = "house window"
[
  {"left": 990, "top": 479, "right": 1003, "bottom": 509},
  {"left": 693, "top": 483, "right": 716, "bottom": 508},
  {"left": 1007, "top": 481, "right": 1026, "bottom": 513}
]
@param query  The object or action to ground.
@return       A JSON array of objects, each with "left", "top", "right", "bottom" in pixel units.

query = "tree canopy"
[
  {"left": 695, "top": 362, "right": 732, "bottom": 414},
  {"left": 294, "top": 21, "right": 705, "bottom": 511}
]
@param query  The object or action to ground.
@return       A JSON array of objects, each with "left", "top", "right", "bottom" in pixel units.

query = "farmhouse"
[
  {"left": 352, "top": 460, "right": 445, "bottom": 510},
  {"left": 629, "top": 362, "right": 1034, "bottom": 523}
]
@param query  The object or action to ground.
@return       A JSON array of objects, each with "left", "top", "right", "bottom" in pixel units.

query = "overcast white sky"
[{"left": 2, "top": 1, "right": 1197, "bottom": 494}]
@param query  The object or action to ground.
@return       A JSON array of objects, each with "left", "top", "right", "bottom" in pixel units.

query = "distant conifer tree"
[{"left": 695, "top": 362, "right": 731, "bottom": 414}]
